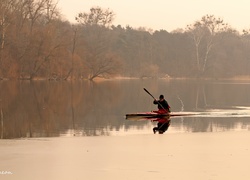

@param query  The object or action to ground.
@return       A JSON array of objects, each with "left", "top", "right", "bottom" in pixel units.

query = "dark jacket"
[{"left": 153, "top": 99, "right": 170, "bottom": 112}]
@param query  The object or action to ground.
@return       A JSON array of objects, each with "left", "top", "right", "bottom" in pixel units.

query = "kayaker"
[{"left": 153, "top": 94, "right": 171, "bottom": 113}]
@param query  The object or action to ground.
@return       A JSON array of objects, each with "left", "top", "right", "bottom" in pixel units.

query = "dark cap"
[{"left": 159, "top": 95, "right": 164, "bottom": 99}]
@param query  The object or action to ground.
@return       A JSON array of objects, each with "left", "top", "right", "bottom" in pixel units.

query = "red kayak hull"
[{"left": 126, "top": 112, "right": 196, "bottom": 120}]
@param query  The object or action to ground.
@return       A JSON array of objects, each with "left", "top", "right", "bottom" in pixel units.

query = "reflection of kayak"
[
  {"left": 126, "top": 112, "right": 196, "bottom": 119},
  {"left": 126, "top": 112, "right": 169, "bottom": 119}
]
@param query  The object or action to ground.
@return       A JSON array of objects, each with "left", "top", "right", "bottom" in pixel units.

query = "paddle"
[
  {"left": 143, "top": 88, "right": 168, "bottom": 113},
  {"left": 143, "top": 88, "right": 156, "bottom": 100}
]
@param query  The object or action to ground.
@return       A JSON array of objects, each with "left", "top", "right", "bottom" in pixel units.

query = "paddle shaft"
[
  {"left": 143, "top": 88, "right": 156, "bottom": 100},
  {"left": 143, "top": 88, "right": 168, "bottom": 112}
]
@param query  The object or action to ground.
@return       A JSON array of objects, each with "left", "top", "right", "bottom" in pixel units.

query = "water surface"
[{"left": 1, "top": 79, "right": 250, "bottom": 138}]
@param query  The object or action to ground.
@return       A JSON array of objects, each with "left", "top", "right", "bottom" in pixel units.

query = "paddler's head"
[{"left": 159, "top": 95, "right": 164, "bottom": 100}]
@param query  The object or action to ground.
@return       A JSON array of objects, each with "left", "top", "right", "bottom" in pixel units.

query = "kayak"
[{"left": 126, "top": 112, "right": 196, "bottom": 120}]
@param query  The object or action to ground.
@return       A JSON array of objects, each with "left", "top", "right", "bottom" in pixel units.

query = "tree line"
[{"left": 1, "top": 0, "right": 250, "bottom": 80}]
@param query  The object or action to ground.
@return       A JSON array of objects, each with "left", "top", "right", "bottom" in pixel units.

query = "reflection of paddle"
[{"left": 143, "top": 88, "right": 168, "bottom": 113}]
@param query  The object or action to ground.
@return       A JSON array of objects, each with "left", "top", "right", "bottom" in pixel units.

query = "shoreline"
[{"left": 1, "top": 75, "right": 250, "bottom": 81}]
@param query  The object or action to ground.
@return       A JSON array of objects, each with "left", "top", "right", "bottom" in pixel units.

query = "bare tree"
[
  {"left": 64, "top": 25, "right": 80, "bottom": 80},
  {"left": 0, "top": 0, "right": 16, "bottom": 77},
  {"left": 76, "top": 7, "right": 122, "bottom": 80},
  {"left": 15, "top": 0, "right": 66, "bottom": 80},
  {"left": 87, "top": 52, "right": 122, "bottom": 80},
  {"left": 186, "top": 15, "right": 229, "bottom": 75},
  {"left": 76, "top": 6, "right": 115, "bottom": 28},
  {"left": 242, "top": 29, "right": 250, "bottom": 76}
]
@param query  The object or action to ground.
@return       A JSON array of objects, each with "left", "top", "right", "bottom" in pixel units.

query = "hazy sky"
[{"left": 57, "top": 0, "right": 250, "bottom": 32}]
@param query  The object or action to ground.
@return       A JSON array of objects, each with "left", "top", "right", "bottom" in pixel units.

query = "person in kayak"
[{"left": 153, "top": 94, "right": 171, "bottom": 113}]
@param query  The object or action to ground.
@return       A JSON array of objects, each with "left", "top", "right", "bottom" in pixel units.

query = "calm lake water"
[{"left": 1, "top": 79, "right": 250, "bottom": 139}]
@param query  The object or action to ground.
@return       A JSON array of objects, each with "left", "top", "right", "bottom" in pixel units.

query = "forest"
[{"left": 1, "top": 0, "right": 250, "bottom": 80}]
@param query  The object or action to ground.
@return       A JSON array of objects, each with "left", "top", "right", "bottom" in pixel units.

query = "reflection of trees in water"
[
  {"left": 0, "top": 81, "right": 127, "bottom": 138},
  {"left": 0, "top": 80, "right": 250, "bottom": 139},
  {"left": 0, "top": 107, "right": 3, "bottom": 139},
  {"left": 0, "top": 81, "right": 65, "bottom": 138},
  {"left": 156, "top": 80, "right": 250, "bottom": 133},
  {"left": 195, "top": 85, "right": 208, "bottom": 110}
]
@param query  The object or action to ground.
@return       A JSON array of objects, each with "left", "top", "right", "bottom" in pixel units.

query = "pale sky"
[{"left": 57, "top": 0, "right": 250, "bottom": 32}]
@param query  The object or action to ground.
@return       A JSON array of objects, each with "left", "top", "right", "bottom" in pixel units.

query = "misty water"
[{"left": 1, "top": 79, "right": 250, "bottom": 139}]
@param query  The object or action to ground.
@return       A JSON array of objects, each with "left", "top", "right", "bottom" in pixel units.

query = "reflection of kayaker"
[{"left": 153, "top": 118, "right": 171, "bottom": 134}]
